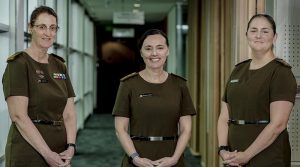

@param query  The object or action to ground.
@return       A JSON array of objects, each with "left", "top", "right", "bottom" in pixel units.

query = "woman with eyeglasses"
[
  {"left": 217, "top": 14, "right": 297, "bottom": 167},
  {"left": 113, "top": 29, "right": 196, "bottom": 167},
  {"left": 2, "top": 6, "right": 76, "bottom": 167}
]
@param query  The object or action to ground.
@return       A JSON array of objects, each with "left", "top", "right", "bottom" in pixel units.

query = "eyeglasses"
[{"left": 33, "top": 24, "right": 59, "bottom": 33}]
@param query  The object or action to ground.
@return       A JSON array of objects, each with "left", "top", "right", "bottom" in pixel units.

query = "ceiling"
[{"left": 79, "top": 0, "right": 187, "bottom": 24}]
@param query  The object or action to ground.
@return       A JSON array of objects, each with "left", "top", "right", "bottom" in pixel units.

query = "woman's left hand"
[
  {"left": 59, "top": 147, "right": 75, "bottom": 167},
  {"left": 224, "top": 151, "right": 250, "bottom": 167},
  {"left": 154, "top": 157, "right": 178, "bottom": 167}
]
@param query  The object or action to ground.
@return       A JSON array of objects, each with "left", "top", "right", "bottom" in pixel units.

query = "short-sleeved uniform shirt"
[
  {"left": 2, "top": 51, "right": 75, "bottom": 167},
  {"left": 223, "top": 58, "right": 297, "bottom": 167},
  {"left": 112, "top": 73, "right": 196, "bottom": 167}
]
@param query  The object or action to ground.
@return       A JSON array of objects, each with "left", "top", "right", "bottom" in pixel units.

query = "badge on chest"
[{"left": 36, "top": 69, "right": 48, "bottom": 83}]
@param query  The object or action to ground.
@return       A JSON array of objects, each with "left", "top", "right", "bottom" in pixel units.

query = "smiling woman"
[
  {"left": 2, "top": 6, "right": 77, "bottom": 167},
  {"left": 217, "top": 14, "right": 297, "bottom": 167},
  {"left": 113, "top": 29, "right": 196, "bottom": 167},
  {"left": 246, "top": 15, "right": 277, "bottom": 63},
  {"left": 139, "top": 33, "right": 169, "bottom": 74}
]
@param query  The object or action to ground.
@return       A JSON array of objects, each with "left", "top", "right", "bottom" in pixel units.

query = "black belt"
[
  {"left": 32, "top": 119, "right": 63, "bottom": 126},
  {"left": 130, "top": 135, "right": 178, "bottom": 141},
  {"left": 228, "top": 119, "right": 269, "bottom": 125}
]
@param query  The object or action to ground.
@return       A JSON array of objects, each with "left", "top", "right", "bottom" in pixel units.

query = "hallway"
[{"left": 72, "top": 114, "right": 201, "bottom": 167}]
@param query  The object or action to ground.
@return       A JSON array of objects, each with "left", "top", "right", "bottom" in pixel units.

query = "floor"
[{"left": 72, "top": 114, "right": 201, "bottom": 167}]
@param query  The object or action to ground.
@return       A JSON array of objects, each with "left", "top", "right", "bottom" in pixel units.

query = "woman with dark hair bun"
[
  {"left": 2, "top": 6, "right": 76, "bottom": 167},
  {"left": 113, "top": 29, "right": 196, "bottom": 167},
  {"left": 217, "top": 14, "right": 297, "bottom": 167}
]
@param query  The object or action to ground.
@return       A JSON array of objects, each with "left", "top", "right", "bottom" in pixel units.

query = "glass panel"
[
  {"left": 45, "top": 0, "right": 55, "bottom": 9},
  {"left": 0, "top": 0, "right": 9, "bottom": 25},
  {"left": 56, "top": 0, "right": 67, "bottom": 46},
  {"left": 0, "top": 34, "right": 10, "bottom": 159},
  {"left": 71, "top": 3, "right": 84, "bottom": 51},
  {"left": 84, "top": 16, "right": 94, "bottom": 55}
]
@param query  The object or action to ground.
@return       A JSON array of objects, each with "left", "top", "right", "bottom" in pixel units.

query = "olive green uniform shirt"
[
  {"left": 2, "top": 51, "right": 75, "bottom": 167},
  {"left": 223, "top": 58, "right": 297, "bottom": 167},
  {"left": 112, "top": 73, "right": 196, "bottom": 167}
]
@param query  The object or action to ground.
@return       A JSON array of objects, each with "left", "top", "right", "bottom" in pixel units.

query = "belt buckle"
[
  {"left": 237, "top": 120, "right": 245, "bottom": 125},
  {"left": 32, "top": 119, "right": 41, "bottom": 124},
  {"left": 258, "top": 120, "right": 269, "bottom": 124},
  {"left": 53, "top": 121, "right": 61, "bottom": 126},
  {"left": 149, "top": 136, "right": 163, "bottom": 141}
]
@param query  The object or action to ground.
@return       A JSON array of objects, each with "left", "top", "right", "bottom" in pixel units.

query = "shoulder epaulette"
[
  {"left": 51, "top": 53, "right": 65, "bottom": 63},
  {"left": 170, "top": 73, "right": 187, "bottom": 81},
  {"left": 235, "top": 59, "right": 251, "bottom": 67},
  {"left": 275, "top": 58, "right": 291, "bottom": 68},
  {"left": 6, "top": 51, "right": 23, "bottom": 62},
  {"left": 120, "top": 72, "right": 138, "bottom": 81}
]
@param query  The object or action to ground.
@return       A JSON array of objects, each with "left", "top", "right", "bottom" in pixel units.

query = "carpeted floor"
[{"left": 72, "top": 114, "right": 201, "bottom": 167}]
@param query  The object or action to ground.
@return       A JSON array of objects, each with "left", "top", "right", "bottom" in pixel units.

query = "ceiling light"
[{"left": 134, "top": 3, "right": 141, "bottom": 8}]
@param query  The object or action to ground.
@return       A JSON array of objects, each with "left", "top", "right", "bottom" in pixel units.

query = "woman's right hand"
[
  {"left": 43, "top": 150, "right": 65, "bottom": 167},
  {"left": 133, "top": 157, "right": 158, "bottom": 167},
  {"left": 220, "top": 150, "right": 242, "bottom": 167}
]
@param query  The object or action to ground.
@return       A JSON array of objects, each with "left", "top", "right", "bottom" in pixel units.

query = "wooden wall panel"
[
  {"left": 199, "top": 0, "right": 209, "bottom": 166},
  {"left": 187, "top": 0, "right": 201, "bottom": 156}
]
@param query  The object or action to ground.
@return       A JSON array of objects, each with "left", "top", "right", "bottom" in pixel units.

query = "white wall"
[
  {"left": 0, "top": 0, "right": 13, "bottom": 165},
  {"left": 167, "top": 5, "right": 177, "bottom": 74}
]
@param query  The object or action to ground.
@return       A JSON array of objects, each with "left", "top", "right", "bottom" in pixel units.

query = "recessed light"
[{"left": 134, "top": 3, "right": 141, "bottom": 8}]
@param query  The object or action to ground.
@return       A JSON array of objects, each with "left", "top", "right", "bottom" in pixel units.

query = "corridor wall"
[
  {"left": 186, "top": 0, "right": 201, "bottom": 157},
  {"left": 167, "top": 6, "right": 177, "bottom": 74},
  {"left": 167, "top": 2, "right": 188, "bottom": 78},
  {"left": 187, "top": 0, "right": 235, "bottom": 166},
  {"left": 272, "top": 0, "right": 300, "bottom": 165},
  {"left": 0, "top": 0, "right": 11, "bottom": 166}
]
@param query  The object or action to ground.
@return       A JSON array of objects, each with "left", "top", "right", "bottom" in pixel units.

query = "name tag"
[
  {"left": 230, "top": 79, "right": 239, "bottom": 83},
  {"left": 139, "top": 93, "right": 153, "bottom": 98}
]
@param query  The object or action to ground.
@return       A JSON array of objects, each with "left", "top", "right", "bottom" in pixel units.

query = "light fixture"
[{"left": 133, "top": 3, "right": 141, "bottom": 8}]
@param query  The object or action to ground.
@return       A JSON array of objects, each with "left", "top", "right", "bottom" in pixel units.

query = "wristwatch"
[
  {"left": 129, "top": 152, "right": 139, "bottom": 164},
  {"left": 218, "top": 145, "right": 230, "bottom": 155},
  {"left": 66, "top": 143, "right": 77, "bottom": 153}
]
